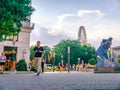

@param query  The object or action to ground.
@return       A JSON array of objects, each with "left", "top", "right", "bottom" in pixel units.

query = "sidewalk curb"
[{"left": 2, "top": 71, "right": 34, "bottom": 74}]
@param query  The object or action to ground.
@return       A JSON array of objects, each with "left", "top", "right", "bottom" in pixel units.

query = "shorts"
[{"left": 0, "top": 62, "right": 5, "bottom": 65}]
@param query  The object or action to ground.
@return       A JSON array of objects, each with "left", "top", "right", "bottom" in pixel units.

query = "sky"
[{"left": 30, "top": 0, "right": 120, "bottom": 49}]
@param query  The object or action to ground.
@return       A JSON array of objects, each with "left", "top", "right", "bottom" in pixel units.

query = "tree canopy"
[
  {"left": 53, "top": 39, "right": 96, "bottom": 65},
  {"left": 29, "top": 40, "right": 97, "bottom": 66},
  {"left": 0, "top": 0, "right": 35, "bottom": 40}
]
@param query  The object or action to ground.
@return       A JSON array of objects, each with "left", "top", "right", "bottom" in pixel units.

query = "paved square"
[{"left": 0, "top": 72, "right": 120, "bottom": 90}]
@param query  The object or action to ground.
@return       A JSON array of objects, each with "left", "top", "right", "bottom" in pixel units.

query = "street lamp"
[
  {"left": 61, "top": 55, "right": 63, "bottom": 65},
  {"left": 68, "top": 46, "right": 70, "bottom": 73},
  {"left": 78, "top": 58, "right": 80, "bottom": 64},
  {"left": 53, "top": 52, "right": 55, "bottom": 72},
  {"left": 82, "top": 60, "right": 84, "bottom": 66}
]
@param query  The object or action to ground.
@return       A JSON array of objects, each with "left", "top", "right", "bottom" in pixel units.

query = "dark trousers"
[{"left": 41, "top": 62, "right": 44, "bottom": 73}]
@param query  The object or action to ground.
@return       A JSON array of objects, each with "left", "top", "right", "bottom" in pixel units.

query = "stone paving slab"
[{"left": 0, "top": 72, "right": 120, "bottom": 90}]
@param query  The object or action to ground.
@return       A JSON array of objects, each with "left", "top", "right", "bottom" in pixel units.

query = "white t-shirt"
[{"left": 0, "top": 56, "right": 6, "bottom": 62}]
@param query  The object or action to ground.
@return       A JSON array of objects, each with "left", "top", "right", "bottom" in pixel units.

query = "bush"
[
  {"left": 88, "top": 58, "right": 97, "bottom": 65},
  {"left": 16, "top": 59, "right": 27, "bottom": 71}
]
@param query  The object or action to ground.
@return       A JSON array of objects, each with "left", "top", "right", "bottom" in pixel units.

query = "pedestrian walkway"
[
  {"left": 0, "top": 72, "right": 120, "bottom": 90},
  {"left": 2, "top": 69, "right": 94, "bottom": 74}
]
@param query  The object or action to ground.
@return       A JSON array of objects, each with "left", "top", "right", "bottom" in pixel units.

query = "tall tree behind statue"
[{"left": 0, "top": 0, "right": 35, "bottom": 40}]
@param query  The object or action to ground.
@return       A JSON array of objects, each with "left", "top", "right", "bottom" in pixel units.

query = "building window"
[
  {"left": 4, "top": 46, "right": 17, "bottom": 60},
  {"left": 4, "top": 35, "right": 18, "bottom": 41}
]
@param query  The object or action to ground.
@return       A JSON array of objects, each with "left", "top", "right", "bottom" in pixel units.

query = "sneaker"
[
  {"left": 36, "top": 72, "right": 40, "bottom": 76},
  {"left": 0, "top": 72, "right": 3, "bottom": 74}
]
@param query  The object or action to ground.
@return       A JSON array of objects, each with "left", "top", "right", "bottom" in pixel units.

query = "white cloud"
[
  {"left": 77, "top": 9, "right": 105, "bottom": 17},
  {"left": 31, "top": 9, "right": 120, "bottom": 48},
  {"left": 57, "top": 14, "right": 74, "bottom": 23},
  {"left": 48, "top": 14, "right": 74, "bottom": 35},
  {"left": 87, "top": 20, "right": 120, "bottom": 48},
  {"left": 30, "top": 24, "right": 71, "bottom": 47},
  {"left": 49, "top": 9, "right": 105, "bottom": 39}
]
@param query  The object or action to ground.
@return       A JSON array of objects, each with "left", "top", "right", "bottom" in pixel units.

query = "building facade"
[
  {"left": 0, "top": 22, "right": 33, "bottom": 66},
  {"left": 111, "top": 46, "right": 120, "bottom": 61}
]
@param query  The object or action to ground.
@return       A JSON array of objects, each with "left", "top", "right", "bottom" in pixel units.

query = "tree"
[
  {"left": 53, "top": 39, "right": 96, "bottom": 65},
  {"left": 42, "top": 46, "right": 51, "bottom": 64},
  {"left": 116, "top": 54, "right": 120, "bottom": 63},
  {"left": 29, "top": 45, "right": 35, "bottom": 60},
  {"left": 88, "top": 58, "right": 97, "bottom": 65},
  {"left": 0, "top": 0, "right": 35, "bottom": 40},
  {"left": 80, "top": 45, "right": 96, "bottom": 64}
]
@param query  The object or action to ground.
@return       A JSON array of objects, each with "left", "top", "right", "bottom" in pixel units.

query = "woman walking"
[{"left": 0, "top": 52, "right": 6, "bottom": 74}]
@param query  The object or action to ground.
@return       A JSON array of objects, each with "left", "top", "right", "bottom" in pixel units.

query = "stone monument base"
[
  {"left": 94, "top": 67, "right": 120, "bottom": 73},
  {"left": 95, "top": 58, "right": 120, "bottom": 73},
  {"left": 94, "top": 67, "right": 114, "bottom": 73},
  {"left": 114, "top": 68, "right": 120, "bottom": 72}
]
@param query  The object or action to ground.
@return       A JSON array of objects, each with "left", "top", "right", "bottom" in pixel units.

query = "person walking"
[
  {"left": 41, "top": 57, "right": 45, "bottom": 73},
  {"left": 65, "top": 63, "right": 68, "bottom": 71},
  {"left": 77, "top": 63, "right": 80, "bottom": 72},
  {"left": 0, "top": 52, "right": 6, "bottom": 74},
  {"left": 34, "top": 41, "right": 44, "bottom": 76},
  {"left": 72, "top": 64, "right": 76, "bottom": 71}
]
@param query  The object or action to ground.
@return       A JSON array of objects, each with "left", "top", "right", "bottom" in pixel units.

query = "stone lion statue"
[{"left": 96, "top": 37, "right": 114, "bottom": 67}]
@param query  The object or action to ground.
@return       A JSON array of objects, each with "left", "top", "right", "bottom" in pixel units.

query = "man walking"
[{"left": 34, "top": 41, "right": 44, "bottom": 76}]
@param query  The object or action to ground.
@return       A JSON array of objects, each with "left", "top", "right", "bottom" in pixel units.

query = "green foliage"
[
  {"left": 43, "top": 46, "right": 51, "bottom": 63},
  {"left": 16, "top": 59, "right": 27, "bottom": 71},
  {"left": 0, "top": 0, "right": 35, "bottom": 40},
  {"left": 53, "top": 39, "right": 96, "bottom": 65},
  {"left": 117, "top": 54, "right": 120, "bottom": 63},
  {"left": 30, "top": 45, "right": 35, "bottom": 59},
  {"left": 108, "top": 49, "right": 112, "bottom": 59},
  {"left": 80, "top": 45, "right": 96, "bottom": 64},
  {"left": 88, "top": 58, "right": 97, "bottom": 65}
]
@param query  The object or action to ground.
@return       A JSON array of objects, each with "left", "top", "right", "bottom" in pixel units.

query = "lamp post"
[
  {"left": 68, "top": 46, "right": 70, "bottom": 73},
  {"left": 82, "top": 60, "right": 84, "bottom": 66},
  {"left": 78, "top": 58, "right": 80, "bottom": 64},
  {"left": 53, "top": 52, "right": 55, "bottom": 72},
  {"left": 61, "top": 55, "right": 63, "bottom": 65}
]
